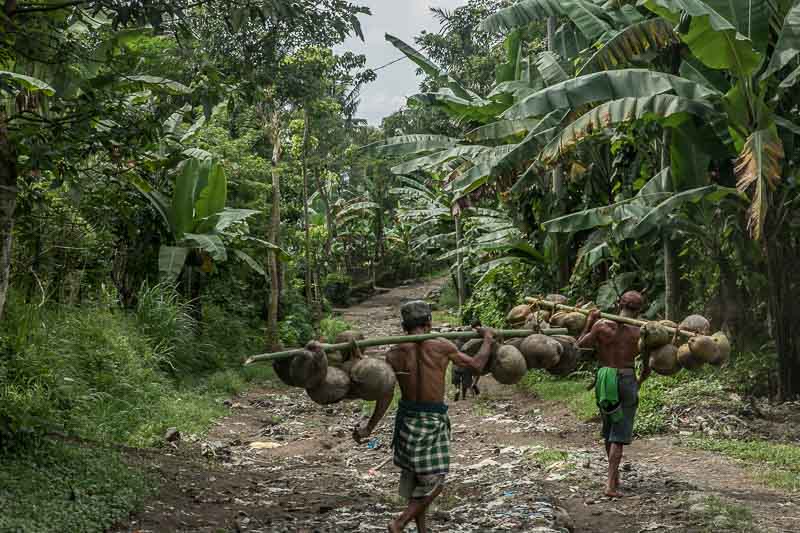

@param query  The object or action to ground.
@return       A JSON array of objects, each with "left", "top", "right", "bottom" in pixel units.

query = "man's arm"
[
  {"left": 577, "top": 309, "right": 601, "bottom": 348},
  {"left": 353, "top": 389, "right": 393, "bottom": 443},
  {"left": 447, "top": 327, "right": 495, "bottom": 372},
  {"left": 638, "top": 349, "right": 652, "bottom": 386}
]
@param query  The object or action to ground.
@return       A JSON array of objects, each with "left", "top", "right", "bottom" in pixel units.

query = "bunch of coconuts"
[
  {"left": 504, "top": 295, "right": 580, "bottom": 378},
  {"left": 272, "top": 330, "right": 397, "bottom": 405},
  {"left": 643, "top": 315, "right": 731, "bottom": 375}
]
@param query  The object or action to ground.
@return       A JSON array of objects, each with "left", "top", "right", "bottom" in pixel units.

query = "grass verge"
[
  {"left": 682, "top": 436, "right": 800, "bottom": 491},
  {"left": 0, "top": 440, "right": 155, "bottom": 533}
]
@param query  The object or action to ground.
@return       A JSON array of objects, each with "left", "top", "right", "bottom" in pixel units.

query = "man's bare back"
[
  {"left": 587, "top": 319, "right": 640, "bottom": 368},
  {"left": 386, "top": 339, "right": 457, "bottom": 403}
]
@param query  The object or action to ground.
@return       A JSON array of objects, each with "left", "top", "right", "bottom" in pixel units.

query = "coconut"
[
  {"left": 689, "top": 335, "right": 720, "bottom": 364},
  {"left": 306, "top": 366, "right": 350, "bottom": 405},
  {"left": 288, "top": 349, "right": 328, "bottom": 389},
  {"left": 523, "top": 314, "right": 543, "bottom": 333},
  {"left": 679, "top": 315, "right": 711, "bottom": 335},
  {"left": 491, "top": 345, "right": 528, "bottom": 385},
  {"left": 649, "top": 344, "right": 680, "bottom": 376},
  {"left": 335, "top": 330, "right": 365, "bottom": 361},
  {"left": 506, "top": 304, "right": 532, "bottom": 327},
  {"left": 505, "top": 337, "right": 525, "bottom": 350},
  {"left": 545, "top": 294, "right": 568, "bottom": 305},
  {"left": 549, "top": 312, "right": 568, "bottom": 327},
  {"left": 535, "top": 309, "right": 552, "bottom": 323},
  {"left": 710, "top": 332, "right": 731, "bottom": 366},
  {"left": 461, "top": 338, "right": 497, "bottom": 375},
  {"left": 273, "top": 356, "right": 304, "bottom": 388},
  {"left": 548, "top": 335, "right": 579, "bottom": 376},
  {"left": 520, "top": 334, "right": 562, "bottom": 369},
  {"left": 641, "top": 321, "right": 672, "bottom": 349},
  {"left": 349, "top": 357, "right": 397, "bottom": 400},
  {"left": 677, "top": 343, "right": 703, "bottom": 370},
  {"left": 562, "top": 312, "right": 587, "bottom": 336}
]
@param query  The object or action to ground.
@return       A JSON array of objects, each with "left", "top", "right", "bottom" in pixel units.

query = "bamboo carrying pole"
[
  {"left": 244, "top": 327, "right": 569, "bottom": 365},
  {"left": 524, "top": 297, "right": 698, "bottom": 339}
]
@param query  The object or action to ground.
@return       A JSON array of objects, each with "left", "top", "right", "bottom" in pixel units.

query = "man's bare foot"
[
  {"left": 388, "top": 520, "right": 402, "bottom": 533},
  {"left": 604, "top": 489, "right": 623, "bottom": 498}
]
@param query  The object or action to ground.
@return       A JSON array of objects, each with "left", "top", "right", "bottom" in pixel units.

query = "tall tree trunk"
[
  {"left": 454, "top": 213, "right": 465, "bottom": 316},
  {"left": 314, "top": 170, "right": 336, "bottom": 261},
  {"left": 0, "top": 112, "right": 17, "bottom": 322},
  {"left": 660, "top": 129, "right": 680, "bottom": 320},
  {"left": 373, "top": 208, "right": 384, "bottom": 288},
  {"left": 301, "top": 107, "right": 313, "bottom": 310},
  {"left": 266, "top": 111, "right": 283, "bottom": 350},
  {"left": 547, "top": 16, "right": 557, "bottom": 51},
  {"left": 765, "top": 232, "right": 800, "bottom": 400}
]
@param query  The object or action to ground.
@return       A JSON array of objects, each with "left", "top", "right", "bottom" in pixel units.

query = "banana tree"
[{"left": 129, "top": 153, "right": 274, "bottom": 294}]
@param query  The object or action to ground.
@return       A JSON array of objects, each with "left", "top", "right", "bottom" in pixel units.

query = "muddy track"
[{"left": 115, "top": 279, "right": 798, "bottom": 533}]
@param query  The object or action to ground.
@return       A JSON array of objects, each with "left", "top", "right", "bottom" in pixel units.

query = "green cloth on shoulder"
[{"left": 595, "top": 367, "right": 624, "bottom": 424}]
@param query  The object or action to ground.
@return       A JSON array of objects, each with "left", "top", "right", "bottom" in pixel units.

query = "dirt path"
[{"left": 116, "top": 280, "right": 798, "bottom": 533}]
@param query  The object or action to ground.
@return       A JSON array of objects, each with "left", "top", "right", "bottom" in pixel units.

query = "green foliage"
[
  {"left": 528, "top": 448, "right": 571, "bottom": 468},
  {"left": 0, "top": 441, "right": 155, "bottom": 533},
  {"left": 463, "top": 264, "right": 543, "bottom": 327},
  {"left": 319, "top": 317, "right": 353, "bottom": 343}
]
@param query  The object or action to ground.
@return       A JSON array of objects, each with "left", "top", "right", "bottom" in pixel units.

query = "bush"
[
  {"left": 319, "top": 317, "right": 352, "bottom": 343},
  {"left": 0, "top": 301, "right": 226, "bottom": 449},
  {"left": 324, "top": 272, "right": 352, "bottom": 306},
  {"left": 462, "top": 264, "right": 542, "bottom": 327},
  {"left": 0, "top": 440, "right": 155, "bottom": 533}
]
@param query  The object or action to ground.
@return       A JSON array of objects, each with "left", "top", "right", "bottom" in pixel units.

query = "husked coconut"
[
  {"left": 524, "top": 314, "right": 543, "bottom": 333},
  {"left": 491, "top": 345, "right": 528, "bottom": 384},
  {"left": 641, "top": 322, "right": 672, "bottom": 349},
  {"left": 461, "top": 338, "right": 497, "bottom": 375},
  {"left": 335, "top": 330, "right": 365, "bottom": 360},
  {"left": 535, "top": 309, "right": 552, "bottom": 323},
  {"left": 520, "top": 334, "right": 562, "bottom": 369},
  {"left": 291, "top": 349, "right": 328, "bottom": 389},
  {"left": 710, "top": 332, "right": 731, "bottom": 366},
  {"left": 548, "top": 335, "right": 578, "bottom": 376},
  {"left": 273, "top": 356, "right": 304, "bottom": 388},
  {"left": 679, "top": 315, "right": 711, "bottom": 335},
  {"left": 689, "top": 335, "right": 720, "bottom": 364},
  {"left": 349, "top": 358, "right": 397, "bottom": 400},
  {"left": 562, "top": 312, "right": 587, "bottom": 336},
  {"left": 649, "top": 344, "right": 680, "bottom": 375},
  {"left": 307, "top": 367, "right": 350, "bottom": 405},
  {"left": 506, "top": 305, "right": 532, "bottom": 327},
  {"left": 549, "top": 312, "right": 568, "bottom": 327},
  {"left": 545, "top": 294, "right": 568, "bottom": 304},
  {"left": 677, "top": 343, "right": 703, "bottom": 370},
  {"left": 505, "top": 337, "right": 525, "bottom": 350}
]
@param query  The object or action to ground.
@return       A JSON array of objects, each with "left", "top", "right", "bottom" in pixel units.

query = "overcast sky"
[{"left": 336, "top": 0, "right": 466, "bottom": 125}]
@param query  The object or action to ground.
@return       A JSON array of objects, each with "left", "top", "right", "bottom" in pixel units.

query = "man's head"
[
  {"left": 618, "top": 291, "right": 643, "bottom": 318},
  {"left": 401, "top": 300, "right": 432, "bottom": 333}
]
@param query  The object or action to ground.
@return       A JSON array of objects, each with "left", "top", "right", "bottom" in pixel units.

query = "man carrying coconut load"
[
  {"left": 578, "top": 290, "right": 651, "bottom": 498},
  {"left": 351, "top": 300, "right": 494, "bottom": 533}
]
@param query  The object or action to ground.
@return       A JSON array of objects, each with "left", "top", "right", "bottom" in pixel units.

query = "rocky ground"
[{"left": 115, "top": 279, "right": 799, "bottom": 533}]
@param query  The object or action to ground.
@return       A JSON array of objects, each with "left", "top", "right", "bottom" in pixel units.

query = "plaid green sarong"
[{"left": 392, "top": 400, "right": 451, "bottom": 475}]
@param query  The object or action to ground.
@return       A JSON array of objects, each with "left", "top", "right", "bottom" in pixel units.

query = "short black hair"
[{"left": 402, "top": 315, "right": 431, "bottom": 332}]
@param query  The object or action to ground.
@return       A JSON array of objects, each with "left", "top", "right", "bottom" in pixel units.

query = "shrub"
[
  {"left": 463, "top": 264, "right": 542, "bottom": 327},
  {"left": 319, "top": 317, "right": 352, "bottom": 342}
]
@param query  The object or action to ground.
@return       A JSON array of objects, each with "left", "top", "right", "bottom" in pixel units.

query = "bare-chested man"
[
  {"left": 578, "top": 291, "right": 651, "bottom": 498},
  {"left": 351, "top": 300, "right": 493, "bottom": 533}
]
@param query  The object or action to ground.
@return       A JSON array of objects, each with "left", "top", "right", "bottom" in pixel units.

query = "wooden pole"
[
  {"left": 244, "top": 327, "right": 569, "bottom": 365},
  {"left": 524, "top": 297, "right": 698, "bottom": 338}
]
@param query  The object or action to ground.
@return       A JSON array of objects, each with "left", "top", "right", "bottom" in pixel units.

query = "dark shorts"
[
  {"left": 451, "top": 366, "right": 475, "bottom": 386},
  {"left": 602, "top": 372, "right": 638, "bottom": 445},
  {"left": 399, "top": 470, "right": 446, "bottom": 499}
]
